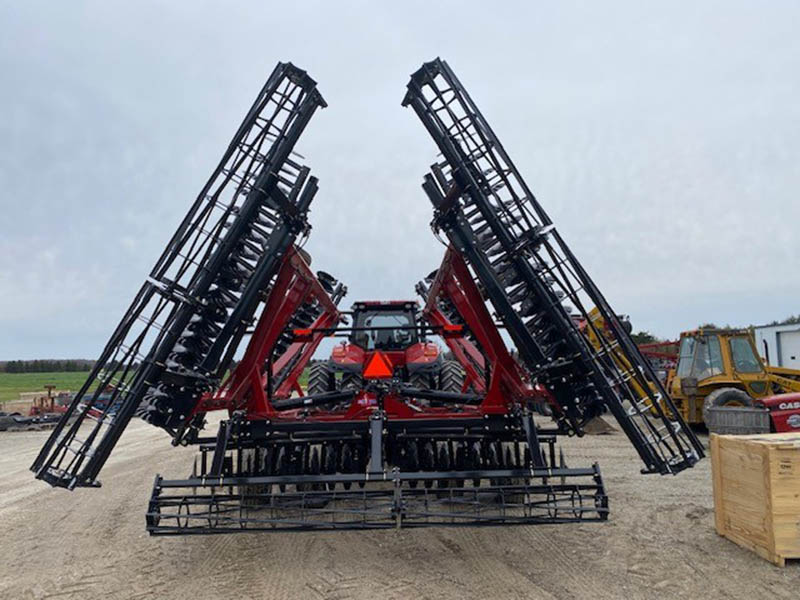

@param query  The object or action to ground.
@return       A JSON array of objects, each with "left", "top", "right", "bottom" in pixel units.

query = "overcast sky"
[{"left": 1, "top": 1, "right": 798, "bottom": 360}]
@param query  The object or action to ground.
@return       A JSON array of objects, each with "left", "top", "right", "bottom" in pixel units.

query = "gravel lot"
[{"left": 1, "top": 419, "right": 797, "bottom": 599}]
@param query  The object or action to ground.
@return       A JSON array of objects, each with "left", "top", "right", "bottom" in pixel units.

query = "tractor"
[
  {"left": 668, "top": 328, "right": 800, "bottom": 430},
  {"left": 306, "top": 300, "right": 464, "bottom": 396}
]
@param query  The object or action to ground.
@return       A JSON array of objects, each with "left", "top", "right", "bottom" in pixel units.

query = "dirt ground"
[{"left": 1, "top": 420, "right": 797, "bottom": 600}]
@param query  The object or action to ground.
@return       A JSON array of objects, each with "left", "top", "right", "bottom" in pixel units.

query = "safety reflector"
[
  {"left": 442, "top": 323, "right": 464, "bottom": 339},
  {"left": 292, "top": 328, "right": 313, "bottom": 342},
  {"left": 363, "top": 351, "right": 393, "bottom": 379}
]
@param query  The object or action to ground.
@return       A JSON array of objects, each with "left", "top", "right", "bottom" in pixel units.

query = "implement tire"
[
  {"left": 702, "top": 387, "right": 754, "bottom": 425},
  {"left": 307, "top": 362, "right": 336, "bottom": 395}
]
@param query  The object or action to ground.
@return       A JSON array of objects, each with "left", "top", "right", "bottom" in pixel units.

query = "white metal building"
[{"left": 753, "top": 323, "right": 800, "bottom": 369}]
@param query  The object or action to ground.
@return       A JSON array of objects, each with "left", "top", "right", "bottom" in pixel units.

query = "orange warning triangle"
[{"left": 363, "top": 351, "right": 393, "bottom": 379}]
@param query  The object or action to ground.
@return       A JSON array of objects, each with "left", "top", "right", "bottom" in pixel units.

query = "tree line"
[
  {"left": 632, "top": 314, "right": 799, "bottom": 345},
  {"left": 0, "top": 360, "right": 94, "bottom": 373}
]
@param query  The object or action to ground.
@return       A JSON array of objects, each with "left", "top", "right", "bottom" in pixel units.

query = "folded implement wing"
[
  {"left": 403, "top": 58, "right": 703, "bottom": 474},
  {"left": 31, "top": 63, "right": 326, "bottom": 489}
]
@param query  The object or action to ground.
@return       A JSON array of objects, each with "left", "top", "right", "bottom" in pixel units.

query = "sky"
[{"left": 0, "top": 1, "right": 798, "bottom": 360}]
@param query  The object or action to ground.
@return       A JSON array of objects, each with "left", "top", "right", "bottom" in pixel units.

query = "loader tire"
[
  {"left": 306, "top": 362, "right": 336, "bottom": 395},
  {"left": 439, "top": 360, "right": 465, "bottom": 393},
  {"left": 702, "top": 387, "right": 754, "bottom": 425}
]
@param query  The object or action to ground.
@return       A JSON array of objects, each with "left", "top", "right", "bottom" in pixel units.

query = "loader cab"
[
  {"left": 349, "top": 301, "right": 421, "bottom": 351},
  {"left": 675, "top": 333, "right": 725, "bottom": 381},
  {"left": 669, "top": 329, "right": 771, "bottom": 424},
  {"left": 675, "top": 330, "right": 765, "bottom": 383}
]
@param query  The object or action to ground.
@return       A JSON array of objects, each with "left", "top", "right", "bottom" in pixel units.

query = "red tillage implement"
[{"left": 32, "top": 60, "right": 702, "bottom": 534}]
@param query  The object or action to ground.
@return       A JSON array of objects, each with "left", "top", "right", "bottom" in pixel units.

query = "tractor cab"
[
  {"left": 349, "top": 301, "right": 421, "bottom": 351},
  {"left": 333, "top": 300, "right": 441, "bottom": 379}
]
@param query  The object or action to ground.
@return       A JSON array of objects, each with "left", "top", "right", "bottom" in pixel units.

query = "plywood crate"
[{"left": 711, "top": 432, "right": 800, "bottom": 566}]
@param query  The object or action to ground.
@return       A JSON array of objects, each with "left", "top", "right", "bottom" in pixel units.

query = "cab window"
[
  {"left": 695, "top": 336, "right": 724, "bottom": 379},
  {"left": 729, "top": 337, "right": 762, "bottom": 373},
  {"left": 676, "top": 337, "right": 695, "bottom": 378},
  {"left": 352, "top": 310, "right": 416, "bottom": 350},
  {"left": 676, "top": 335, "right": 724, "bottom": 380}
]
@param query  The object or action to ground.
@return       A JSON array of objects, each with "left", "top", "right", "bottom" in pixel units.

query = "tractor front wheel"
[{"left": 702, "top": 387, "right": 754, "bottom": 425}]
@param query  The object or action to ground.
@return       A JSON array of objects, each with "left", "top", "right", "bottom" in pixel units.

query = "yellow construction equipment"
[
  {"left": 584, "top": 313, "right": 800, "bottom": 426},
  {"left": 667, "top": 328, "right": 800, "bottom": 425}
]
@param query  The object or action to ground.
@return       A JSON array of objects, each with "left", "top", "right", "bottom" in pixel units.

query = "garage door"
[{"left": 777, "top": 330, "right": 800, "bottom": 368}]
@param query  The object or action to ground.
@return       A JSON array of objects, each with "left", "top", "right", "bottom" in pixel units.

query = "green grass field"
[
  {"left": 0, "top": 371, "right": 92, "bottom": 405},
  {"left": 0, "top": 368, "right": 312, "bottom": 406}
]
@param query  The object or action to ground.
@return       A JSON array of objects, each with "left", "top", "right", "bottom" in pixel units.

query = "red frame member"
[
  {"left": 421, "top": 246, "right": 555, "bottom": 413},
  {"left": 190, "top": 246, "right": 341, "bottom": 419}
]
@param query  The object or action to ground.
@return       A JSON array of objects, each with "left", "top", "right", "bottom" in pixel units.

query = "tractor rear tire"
[
  {"left": 702, "top": 387, "right": 754, "bottom": 425},
  {"left": 439, "top": 360, "right": 465, "bottom": 393},
  {"left": 340, "top": 372, "right": 364, "bottom": 392},
  {"left": 307, "top": 362, "right": 336, "bottom": 395},
  {"left": 409, "top": 371, "right": 433, "bottom": 390}
]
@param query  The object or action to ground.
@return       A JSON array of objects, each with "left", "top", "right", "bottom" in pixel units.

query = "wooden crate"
[
  {"left": 711, "top": 432, "right": 800, "bottom": 566},
  {"left": 2, "top": 399, "right": 33, "bottom": 414}
]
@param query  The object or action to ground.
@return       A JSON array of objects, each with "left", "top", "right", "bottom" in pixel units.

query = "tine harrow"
[{"left": 403, "top": 58, "right": 704, "bottom": 474}]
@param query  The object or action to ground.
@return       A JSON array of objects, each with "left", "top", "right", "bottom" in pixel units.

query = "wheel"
[
  {"left": 322, "top": 442, "right": 338, "bottom": 491},
  {"left": 420, "top": 441, "right": 435, "bottom": 489},
  {"left": 409, "top": 370, "right": 433, "bottom": 390},
  {"left": 439, "top": 360, "right": 465, "bottom": 393},
  {"left": 340, "top": 372, "right": 364, "bottom": 392},
  {"left": 306, "top": 361, "right": 336, "bottom": 395},
  {"left": 340, "top": 444, "right": 354, "bottom": 490},
  {"left": 702, "top": 387, "right": 754, "bottom": 425}
]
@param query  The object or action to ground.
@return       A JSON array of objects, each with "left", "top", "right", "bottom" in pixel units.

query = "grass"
[
  {"left": 0, "top": 371, "right": 92, "bottom": 405},
  {"left": 0, "top": 368, "right": 313, "bottom": 406},
  {"left": 298, "top": 369, "right": 310, "bottom": 389}
]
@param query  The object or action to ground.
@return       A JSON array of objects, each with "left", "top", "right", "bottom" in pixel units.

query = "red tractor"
[{"left": 306, "top": 300, "right": 465, "bottom": 396}]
